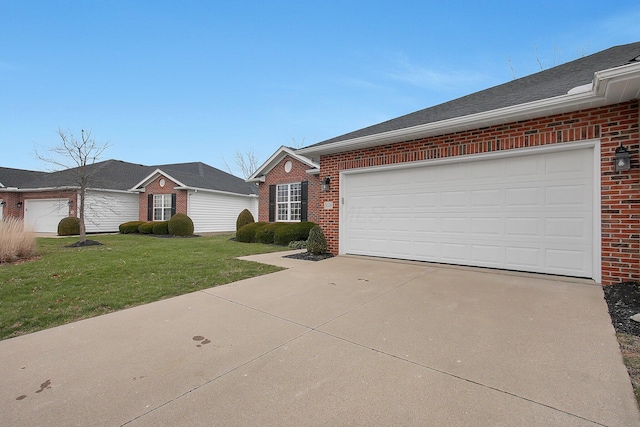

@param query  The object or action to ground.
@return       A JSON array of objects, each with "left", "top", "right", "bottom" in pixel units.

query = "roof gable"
[{"left": 248, "top": 146, "right": 319, "bottom": 182}]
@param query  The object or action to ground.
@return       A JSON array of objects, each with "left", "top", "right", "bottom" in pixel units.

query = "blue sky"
[{"left": 2, "top": 1, "right": 640, "bottom": 177}]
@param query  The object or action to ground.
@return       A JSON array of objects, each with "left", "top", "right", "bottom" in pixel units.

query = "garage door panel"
[
  {"left": 24, "top": 199, "right": 69, "bottom": 233},
  {"left": 342, "top": 147, "right": 594, "bottom": 278}
]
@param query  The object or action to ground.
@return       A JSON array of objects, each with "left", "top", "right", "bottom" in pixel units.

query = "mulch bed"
[
  {"left": 604, "top": 282, "right": 640, "bottom": 337},
  {"left": 65, "top": 240, "right": 104, "bottom": 248},
  {"left": 283, "top": 251, "right": 334, "bottom": 261}
]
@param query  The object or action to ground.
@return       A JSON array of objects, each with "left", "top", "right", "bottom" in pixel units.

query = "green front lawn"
[{"left": 0, "top": 234, "right": 287, "bottom": 340}]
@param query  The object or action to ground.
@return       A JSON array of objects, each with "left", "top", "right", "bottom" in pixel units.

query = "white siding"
[
  {"left": 189, "top": 191, "right": 258, "bottom": 233},
  {"left": 83, "top": 191, "right": 139, "bottom": 233}
]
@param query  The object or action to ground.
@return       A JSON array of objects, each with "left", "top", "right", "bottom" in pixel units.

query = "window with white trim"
[
  {"left": 276, "top": 183, "right": 301, "bottom": 221},
  {"left": 153, "top": 194, "right": 173, "bottom": 221}
]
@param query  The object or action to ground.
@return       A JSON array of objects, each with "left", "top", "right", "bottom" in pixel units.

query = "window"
[
  {"left": 153, "top": 194, "right": 173, "bottom": 221},
  {"left": 276, "top": 183, "right": 301, "bottom": 221}
]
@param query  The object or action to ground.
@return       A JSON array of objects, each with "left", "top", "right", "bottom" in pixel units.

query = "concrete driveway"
[{"left": 1, "top": 254, "right": 638, "bottom": 426}]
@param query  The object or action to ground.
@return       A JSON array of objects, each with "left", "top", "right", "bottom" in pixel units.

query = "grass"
[
  {"left": 0, "top": 233, "right": 288, "bottom": 340},
  {"left": 617, "top": 333, "right": 640, "bottom": 405}
]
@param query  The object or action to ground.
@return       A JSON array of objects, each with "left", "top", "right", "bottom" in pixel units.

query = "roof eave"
[
  {"left": 298, "top": 62, "right": 640, "bottom": 157},
  {"left": 176, "top": 186, "right": 258, "bottom": 198}
]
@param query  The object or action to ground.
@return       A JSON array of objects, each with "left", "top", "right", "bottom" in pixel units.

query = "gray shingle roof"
[
  {"left": 0, "top": 160, "right": 257, "bottom": 196},
  {"left": 0, "top": 167, "right": 48, "bottom": 188},
  {"left": 308, "top": 41, "right": 640, "bottom": 148}
]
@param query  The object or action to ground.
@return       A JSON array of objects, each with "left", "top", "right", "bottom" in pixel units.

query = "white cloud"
[
  {"left": 385, "top": 53, "right": 486, "bottom": 90},
  {"left": 601, "top": 8, "right": 640, "bottom": 40}
]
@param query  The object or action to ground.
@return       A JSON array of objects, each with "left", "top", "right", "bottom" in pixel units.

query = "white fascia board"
[
  {"left": 247, "top": 146, "right": 319, "bottom": 181},
  {"left": 3, "top": 186, "right": 79, "bottom": 192},
  {"left": 306, "top": 168, "right": 320, "bottom": 175},
  {"left": 86, "top": 188, "right": 139, "bottom": 194},
  {"left": 176, "top": 186, "right": 258, "bottom": 198},
  {"left": 128, "top": 169, "right": 187, "bottom": 191},
  {"left": 298, "top": 62, "right": 640, "bottom": 157}
]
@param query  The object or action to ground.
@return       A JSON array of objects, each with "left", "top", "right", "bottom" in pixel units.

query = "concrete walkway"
[{"left": 1, "top": 254, "right": 638, "bottom": 426}]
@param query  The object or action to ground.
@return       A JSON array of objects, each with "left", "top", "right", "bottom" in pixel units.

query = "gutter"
[
  {"left": 174, "top": 186, "right": 258, "bottom": 198},
  {"left": 297, "top": 62, "right": 640, "bottom": 157}
]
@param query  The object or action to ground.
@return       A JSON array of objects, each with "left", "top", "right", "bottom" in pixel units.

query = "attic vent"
[{"left": 198, "top": 163, "right": 204, "bottom": 176}]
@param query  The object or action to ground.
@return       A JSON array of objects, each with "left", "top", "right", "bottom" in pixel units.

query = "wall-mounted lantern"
[
  {"left": 615, "top": 143, "right": 631, "bottom": 173},
  {"left": 17, "top": 201, "right": 23, "bottom": 209},
  {"left": 322, "top": 177, "right": 331, "bottom": 192}
]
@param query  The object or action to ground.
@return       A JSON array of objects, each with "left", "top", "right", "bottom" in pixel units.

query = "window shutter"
[
  {"left": 300, "top": 181, "right": 308, "bottom": 222},
  {"left": 269, "top": 185, "right": 276, "bottom": 222},
  {"left": 147, "top": 194, "right": 153, "bottom": 221},
  {"left": 171, "top": 193, "right": 177, "bottom": 217}
]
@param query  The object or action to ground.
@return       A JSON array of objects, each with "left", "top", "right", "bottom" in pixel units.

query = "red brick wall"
[
  {"left": 317, "top": 101, "right": 639, "bottom": 285},
  {"left": 258, "top": 155, "right": 321, "bottom": 223},
  {"left": 138, "top": 175, "right": 188, "bottom": 221},
  {"left": 0, "top": 190, "right": 76, "bottom": 220}
]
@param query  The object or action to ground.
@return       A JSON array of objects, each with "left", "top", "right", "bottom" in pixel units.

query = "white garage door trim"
[
  {"left": 339, "top": 140, "right": 601, "bottom": 282},
  {"left": 24, "top": 198, "right": 70, "bottom": 233}
]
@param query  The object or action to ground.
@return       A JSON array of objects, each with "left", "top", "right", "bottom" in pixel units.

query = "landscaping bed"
[{"left": 603, "top": 281, "right": 640, "bottom": 405}]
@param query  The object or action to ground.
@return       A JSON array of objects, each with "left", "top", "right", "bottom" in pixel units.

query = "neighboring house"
[
  {"left": 263, "top": 42, "right": 640, "bottom": 285},
  {"left": 247, "top": 146, "right": 321, "bottom": 223},
  {"left": 0, "top": 160, "right": 257, "bottom": 234}
]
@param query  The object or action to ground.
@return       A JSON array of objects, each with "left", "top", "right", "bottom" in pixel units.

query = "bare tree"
[
  {"left": 223, "top": 148, "right": 260, "bottom": 179},
  {"left": 35, "top": 128, "right": 111, "bottom": 243}
]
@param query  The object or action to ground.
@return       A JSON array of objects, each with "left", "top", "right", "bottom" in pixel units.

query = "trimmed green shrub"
[
  {"left": 274, "top": 221, "right": 316, "bottom": 246},
  {"left": 306, "top": 225, "right": 328, "bottom": 255},
  {"left": 152, "top": 221, "right": 169, "bottom": 235},
  {"left": 255, "top": 222, "right": 287, "bottom": 244},
  {"left": 138, "top": 221, "right": 156, "bottom": 234},
  {"left": 119, "top": 221, "right": 144, "bottom": 234},
  {"left": 57, "top": 217, "right": 80, "bottom": 236},
  {"left": 236, "top": 209, "right": 255, "bottom": 231},
  {"left": 168, "top": 213, "right": 194, "bottom": 236},
  {"left": 236, "top": 222, "right": 267, "bottom": 243}
]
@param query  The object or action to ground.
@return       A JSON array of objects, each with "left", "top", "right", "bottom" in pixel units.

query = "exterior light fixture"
[
  {"left": 322, "top": 177, "right": 331, "bottom": 192},
  {"left": 615, "top": 143, "right": 631, "bottom": 173},
  {"left": 17, "top": 201, "right": 23, "bottom": 208}
]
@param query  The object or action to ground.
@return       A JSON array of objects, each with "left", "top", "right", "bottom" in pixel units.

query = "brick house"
[
  {"left": 247, "top": 146, "right": 321, "bottom": 224},
  {"left": 263, "top": 42, "right": 640, "bottom": 285},
  {"left": 0, "top": 160, "right": 257, "bottom": 234}
]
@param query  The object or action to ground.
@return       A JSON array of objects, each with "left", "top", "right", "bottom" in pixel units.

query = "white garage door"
[
  {"left": 342, "top": 146, "right": 596, "bottom": 278},
  {"left": 24, "top": 199, "right": 69, "bottom": 233}
]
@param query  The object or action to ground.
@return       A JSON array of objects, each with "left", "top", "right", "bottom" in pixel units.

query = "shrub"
[
  {"left": 0, "top": 217, "right": 36, "bottom": 263},
  {"left": 168, "top": 213, "right": 194, "bottom": 236},
  {"left": 236, "top": 209, "right": 255, "bottom": 231},
  {"left": 236, "top": 222, "right": 267, "bottom": 243},
  {"left": 288, "top": 240, "right": 307, "bottom": 250},
  {"left": 119, "top": 221, "right": 144, "bottom": 234},
  {"left": 57, "top": 217, "right": 81, "bottom": 236},
  {"left": 138, "top": 221, "right": 156, "bottom": 234},
  {"left": 255, "top": 222, "right": 287, "bottom": 244},
  {"left": 152, "top": 221, "right": 169, "bottom": 235},
  {"left": 306, "top": 225, "right": 328, "bottom": 255},
  {"left": 274, "top": 221, "right": 316, "bottom": 246}
]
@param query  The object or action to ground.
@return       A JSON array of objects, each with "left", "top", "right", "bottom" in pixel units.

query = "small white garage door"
[
  {"left": 342, "top": 146, "right": 596, "bottom": 278},
  {"left": 24, "top": 199, "right": 69, "bottom": 233}
]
